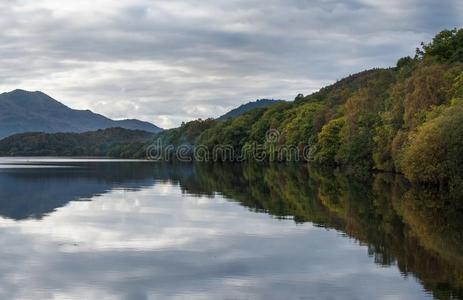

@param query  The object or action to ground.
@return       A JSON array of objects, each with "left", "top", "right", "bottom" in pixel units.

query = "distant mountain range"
[
  {"left": 218, "top": 99, "right": 285, "bottom": 120},
  {"left": 0, "top": 89, "right": 162, "bottom": 139}
]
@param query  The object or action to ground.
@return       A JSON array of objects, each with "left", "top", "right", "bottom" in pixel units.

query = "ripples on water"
[{"left": 0, "top": 158, "right": 461, "bottom": 300}]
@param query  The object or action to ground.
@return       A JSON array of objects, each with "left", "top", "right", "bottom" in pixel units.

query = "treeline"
[
  {"left": 0, "top": 127, "right": 154, "bottom": 157},
  {"left": 140, "top": 28, "right": 463, "bottom": 186},
  {"left": 2, "top": 29, "right": 463, "bottom": 186}
]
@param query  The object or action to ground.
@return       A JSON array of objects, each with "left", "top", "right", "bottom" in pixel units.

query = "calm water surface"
[{"left": 0, "top": 158, "right": 462, "bottom": 300}]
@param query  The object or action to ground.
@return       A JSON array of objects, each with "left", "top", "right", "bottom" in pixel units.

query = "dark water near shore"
[{"left": 0, "top": 158, "right": 462, "bottom": 300}]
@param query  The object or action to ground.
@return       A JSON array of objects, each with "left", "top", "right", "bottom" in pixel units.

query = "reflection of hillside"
[
  {"left": 0, "top": 162, "right": 195, "bottom": 220},
  {"left": 391, "top": 186, "right": 463, "bottom": 299},
  {"left": 1, "top": 161, "right": 462, "bottom": 299},
  {"left": 179, "top": 163, "right": 463, "bottom": 300}
]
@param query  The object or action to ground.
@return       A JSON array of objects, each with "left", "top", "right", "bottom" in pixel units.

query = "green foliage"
[
  {"left": 451, "top": 73, "right": 463, "bottom": 101},
  {"left": 195, "top": 28, "right": 463, "bottom": 185},
  {"left": 401, "top": 104, "right": 463, "bottom": 185},
  {"left": 420, "top": 28, "right": 463, "bottom": 63},
  {"left": 396, "top": 56, "right": 415, "bottom": 69},
  {"left": 335, "top": 70, "right": 396, "bottom": 171},
  {"left": 249, "top": 102, "right": 291, "bottom": 143},
  {"left": 200, "top": 109, "right": 265, "bottom": 157},
  {"left": 199, "top": 67, "right": 396, "bottom": 164},
  {"left": 279, "top": 102, "right": 324, "bottom": 146},
  {"left": 160, "top": 118, "right": 218, "bottom": 147},
  {"left": 403, "top": 64, "right": 453, "bottom": 128},
  {"left": 372, "top": 123, "right": 396, "bottom": 171},
  {"left": 185, "top": 29, "right": 463, "bottom": 184},
  {"left": 107, "top": 141, "right": 147, "bottom": 158},
  {"left": 0, "top": 128, "right": 153, "bottom": 157},
  {"left": 312, "top": 117, "right": 344, "bottom": 164}
]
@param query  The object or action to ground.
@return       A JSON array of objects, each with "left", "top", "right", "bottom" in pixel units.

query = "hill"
[
  {"left": 0, "top": 89, "right": 162, "bottom": 139},
  {"left": 123, "top": 28, "right": 462, "bottom": 186},
  {"left": 218, "top": 99, "right": 285, "bottom": 120},
  {"left": 0, "top": 127, "right": 154, "bottom": 157},
  {"left": 196, "top": 28, "right": 463, "bottom": 185}
]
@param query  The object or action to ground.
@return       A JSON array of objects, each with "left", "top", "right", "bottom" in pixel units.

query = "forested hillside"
[
  {"left": 0, "top": 128, "right": 154, "bottom": 157},
  {"left": 105, "top": 28, "right": 463, "bottom": 186},
  {"left": 195, "top": 28, "right": 463, "bottom": 185}
]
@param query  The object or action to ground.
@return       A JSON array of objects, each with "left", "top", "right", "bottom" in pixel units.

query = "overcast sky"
[{"left": 1, "top": 0, "right": 462, "bottom": 128}]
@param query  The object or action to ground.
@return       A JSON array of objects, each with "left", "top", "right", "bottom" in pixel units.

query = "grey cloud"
[{"left": 0, "top": 0, "right": 461, "bottom": 128}]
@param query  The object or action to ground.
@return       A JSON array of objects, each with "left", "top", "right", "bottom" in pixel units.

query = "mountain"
[
  {"left": 218, "top": 99, "right": 285, "bottom": 120},
  {"left": 0, "top": 89, "right": 162, "bottom": 139},
  {"left": 0, "top": 127, "right": 154, "bottom": 157}
]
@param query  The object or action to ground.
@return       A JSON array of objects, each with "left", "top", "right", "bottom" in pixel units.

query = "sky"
[{"left": 0, "top": 0, "right": 462, "bottom": 128}]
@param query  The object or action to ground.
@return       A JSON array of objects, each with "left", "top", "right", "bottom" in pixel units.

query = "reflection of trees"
[
  {"left": 179, "top": 163, "right": 463, "bottom": 300},
  {"left": 391, "top": 186, "right": 463, "bottom": 299},
  {"left": 0, "top": 162, "right": 194, "bottom": 220}
]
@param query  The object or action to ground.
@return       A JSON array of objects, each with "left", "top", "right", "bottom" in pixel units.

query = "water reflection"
[{"left": 0, "top": 160, "right": 461, "bottom": 299}]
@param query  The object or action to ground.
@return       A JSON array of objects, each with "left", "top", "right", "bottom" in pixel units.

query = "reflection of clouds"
[
  {"left": 6, "top": 184, "right": 306, "bottom": 251},
  {"left": 0, "top": 183, "right": 431, "bottom": 299}
]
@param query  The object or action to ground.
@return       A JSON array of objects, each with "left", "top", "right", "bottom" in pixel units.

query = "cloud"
[{"left": 0, "top": 0, "right": 461, "bottom": 128}]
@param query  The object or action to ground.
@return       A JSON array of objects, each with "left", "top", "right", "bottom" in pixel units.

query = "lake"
[{"left": 0, "top": 158, "right": 461, "bottom": 300}]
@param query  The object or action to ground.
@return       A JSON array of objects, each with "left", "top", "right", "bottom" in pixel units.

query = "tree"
[
  {"left": 420, "top": 28, "right": 463, "bottom": 62},
  {"left": 313, "top": 118, "right": 344, "bottom": 165},
  {"left": 396, "top": 56, "right": 415, "bottom": 69},
  {"left": 401, "top": 104, "right": 463, "bottom": 185}
]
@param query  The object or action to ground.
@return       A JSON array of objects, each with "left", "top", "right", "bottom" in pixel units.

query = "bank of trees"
[
  {"left": 0, "top": 128, "right": 153, "bottom": 157},
  {"left": 2, "top": 29, "right": 462, "bottom": 186},
  {"left": 139, "top": 29, "right": 463, "bottom": 186},
  {"left": 196, "top": 28, "right": 463, "bottom": 185}
]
